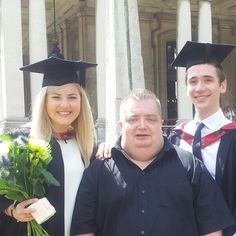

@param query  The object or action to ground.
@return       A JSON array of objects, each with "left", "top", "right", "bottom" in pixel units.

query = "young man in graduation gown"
[{"left": 170, "top": 41, "right": 236, "bottom": 236}]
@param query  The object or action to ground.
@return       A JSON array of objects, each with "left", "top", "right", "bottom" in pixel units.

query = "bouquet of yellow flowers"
[{"left": 0, "top": 134, "right": 60, "bottom": 236}]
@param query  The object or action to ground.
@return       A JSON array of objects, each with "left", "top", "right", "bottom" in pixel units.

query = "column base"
[{"left": 0, "top": 118, "right": 29, "bottom": 134}]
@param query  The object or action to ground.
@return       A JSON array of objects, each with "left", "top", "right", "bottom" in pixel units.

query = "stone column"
[
  {"left": 198, "top": 0, "right": 212, "bottom": 43},
  {"left": 0, "top": 0, "right": 26, "bottom": 132},
  {"left": 125, "top": 0, "right": 145, "bottom": 88},
  {"left": 176, "top": 0, "right": 193, "bottom": 121},
  {"left": 29, "top": 0, "right": 48, "bottom": 103},
  {"left": 60, "top": 21, "right": 68, "bottom": 59},
  {"left": 96, "top": 0, "right": 144, "bottom": 143},
  {"left": 95, "top": 0, "right": 107, "bottom": 143}
]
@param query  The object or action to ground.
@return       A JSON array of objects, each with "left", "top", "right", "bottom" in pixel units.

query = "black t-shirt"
[{"left": 71, "top": 137, "right": 235, "bottom": 236}]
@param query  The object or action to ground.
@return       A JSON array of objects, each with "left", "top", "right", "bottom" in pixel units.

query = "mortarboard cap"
[
  {"left": 172, "top": 41, "right": 235, "bottom": 69},
  {"left": 20, "top": 56, "right": 97, "bottom": 87}
]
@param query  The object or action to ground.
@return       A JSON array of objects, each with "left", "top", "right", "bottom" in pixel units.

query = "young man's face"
[
  {"left": 119, "top": 98, "right": 163, "bottom": 161},
  {"left": 186, "top": 64, "right": 227, "bottom": 116}
]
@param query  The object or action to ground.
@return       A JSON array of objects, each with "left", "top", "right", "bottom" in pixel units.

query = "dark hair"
[
  {"left": 211, "top": 62, "right": 226, "bottom": 83},
  {"left": 185, "top": 61, "right": 226, "bottom": 84}
]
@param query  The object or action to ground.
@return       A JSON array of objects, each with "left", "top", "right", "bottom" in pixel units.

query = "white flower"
[
  {"left": 28, "top": 138, "right": 49, "bottom": 149},
  {"left": 0, "top": 142, "right": 10, "bottom": 179},
  {"left": 0, "top": 142, "right": 10, "bottom": 157},
  {"left": 28, "top": 138, "right": 51, "bottom": 162},
  {"left": 0, "top": 167, "right": 10, "bottom": 178}
]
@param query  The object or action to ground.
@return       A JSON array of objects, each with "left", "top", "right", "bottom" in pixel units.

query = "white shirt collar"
[{"left": 194, "top": 109, "right": 231, "bottom": 132}]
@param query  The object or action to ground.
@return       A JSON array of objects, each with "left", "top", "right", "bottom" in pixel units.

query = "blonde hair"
[
  {"left": 30, "top": 84, "right": 94, "bottom": 166},
  {"left": 119, "top": 88, "right": 162, "bottom": 119}
]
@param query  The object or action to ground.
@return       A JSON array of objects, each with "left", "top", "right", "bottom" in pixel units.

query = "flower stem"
[{"left": 27, "top": 221, "right": 49, "bottom": 236}]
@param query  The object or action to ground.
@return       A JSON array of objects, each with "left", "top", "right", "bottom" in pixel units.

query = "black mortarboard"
[
  {"left": 20, "top": 56, "right": 97, "bottom": 87},
  {"left": 172, "top": 41, "right": 235, "bottom": 69}
]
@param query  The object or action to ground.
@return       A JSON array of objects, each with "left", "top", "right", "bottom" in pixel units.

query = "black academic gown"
[
  {"left": 0, "top": 138, "right": 66, "bottom": 236},
  {"left": 216, "top": 131, "right": 236, "bottom": 235},
  {"left": 169, "top": 129, "right": 236, "bottom": 236}
]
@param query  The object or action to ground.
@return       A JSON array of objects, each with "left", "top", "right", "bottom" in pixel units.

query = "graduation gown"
[
  {"left": 169, "top": 128, "right": 236, "bottom": 235},
  {"left": 216, "top": 132, "right": 236, "bottom": 235},
  {"left": 0, "top": 138, "right": 67, "bottom": 236}
]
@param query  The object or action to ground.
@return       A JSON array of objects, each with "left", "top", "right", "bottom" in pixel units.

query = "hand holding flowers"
[{"left": 0, "top": 134, "right": 60, "bottom": 236}]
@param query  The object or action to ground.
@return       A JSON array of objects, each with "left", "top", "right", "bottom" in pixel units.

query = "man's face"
[
  {"left": 119, "top": 98, "right": 163, "bottom": 159},
  {"left": 186, "top": 64, "right": 227, "bottom": 115}
]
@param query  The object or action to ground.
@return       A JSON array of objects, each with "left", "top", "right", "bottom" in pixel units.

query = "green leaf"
[
  {"left": 41, "top": 169, "right": 60, "bottom": 187},
  {"left": 33, "top": 181, "right": 45, "bottom": 198},
  {"left": 0, "top": 134, "right": 13, "bottom": 142},
  {"left": 0, "top": 180, "right": 29, "bottom": 201}
]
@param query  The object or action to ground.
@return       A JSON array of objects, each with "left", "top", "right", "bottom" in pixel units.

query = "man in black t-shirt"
[{"left": 71, "top": 89, "right": 235, "bottom": 236}]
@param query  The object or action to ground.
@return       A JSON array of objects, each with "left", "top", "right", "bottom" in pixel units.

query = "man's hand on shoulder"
[{"left": 95, "top": 142, "right": 111, "bottom": 158}]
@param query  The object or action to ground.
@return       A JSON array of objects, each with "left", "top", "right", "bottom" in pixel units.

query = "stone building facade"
[{"left": 1, "top": 0, "right": 236, "bottom": 142}]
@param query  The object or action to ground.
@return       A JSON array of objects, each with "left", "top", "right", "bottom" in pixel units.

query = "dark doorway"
[{"left": 166, "top": 41, "right": 177, "bottom": 125}]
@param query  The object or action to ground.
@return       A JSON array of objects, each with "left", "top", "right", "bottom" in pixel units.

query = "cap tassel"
[{"left": 48, "top": 40, "right": 64, "bottom": 59}]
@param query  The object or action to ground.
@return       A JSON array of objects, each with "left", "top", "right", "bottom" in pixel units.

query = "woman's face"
[{"left": 45, "top": 83, "right": 81, "bottom": 132}]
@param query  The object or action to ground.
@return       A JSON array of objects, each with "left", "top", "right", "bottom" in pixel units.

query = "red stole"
[{"left": 174, "top": 123, "right": 236, "bottom": 148}]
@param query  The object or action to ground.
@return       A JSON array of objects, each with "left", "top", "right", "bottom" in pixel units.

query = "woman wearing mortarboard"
[{"left": 0, "top": 56, "right": 97, "bottom": 236}]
